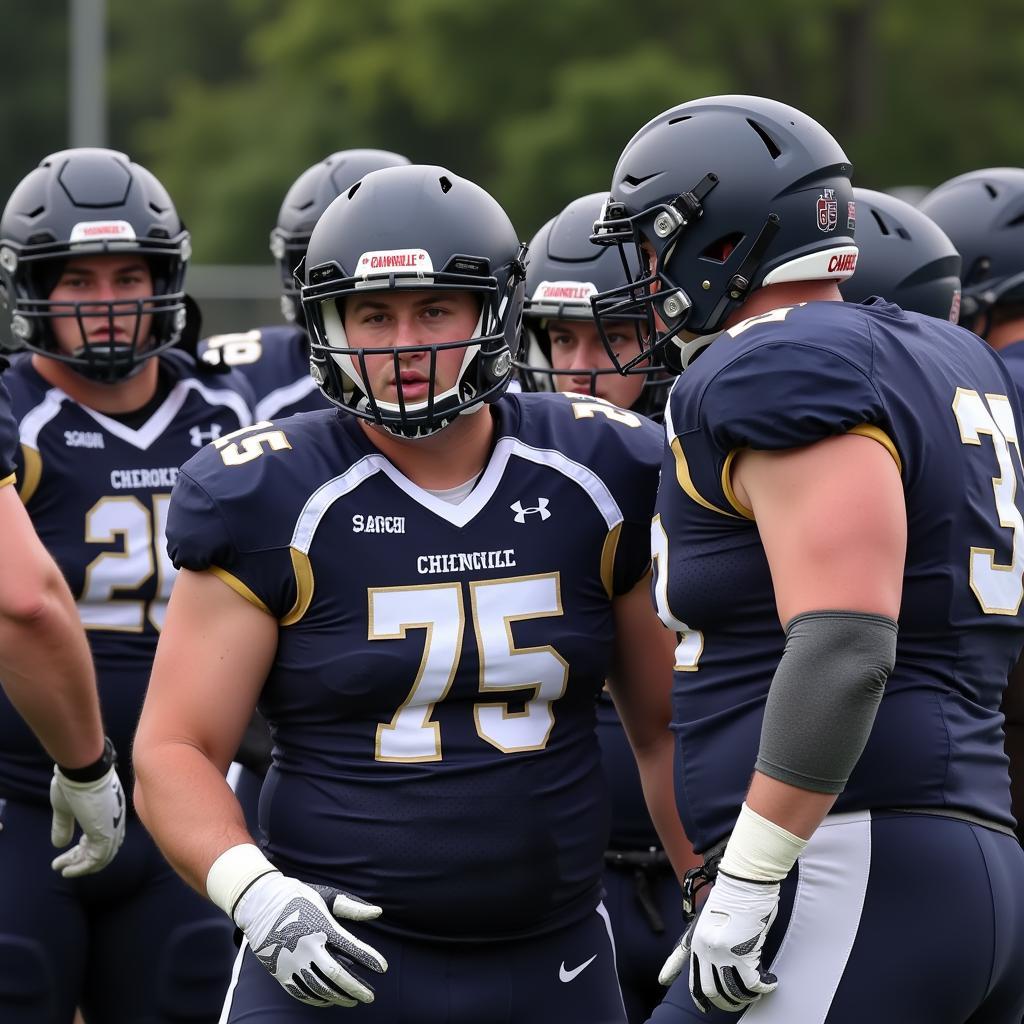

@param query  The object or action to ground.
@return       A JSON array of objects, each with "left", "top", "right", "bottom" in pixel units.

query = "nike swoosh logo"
[{"left": 559, "top": 954, "right": 597, "bottom": 983}]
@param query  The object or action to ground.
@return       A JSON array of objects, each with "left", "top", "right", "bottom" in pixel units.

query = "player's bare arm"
[
  {"left": 0, "top": 484, "right": 105, "bottom": 770},
  {"left": 133, "top": 567, "right": 275, "bottom": 892},
  {"left": 607, "top": 571, "right": 700, "bottom": 880},
  {"left": 732, "top": 430, "right": 906, "bottom": 837}
]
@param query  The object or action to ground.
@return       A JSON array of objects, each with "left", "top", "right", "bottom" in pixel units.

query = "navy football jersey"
[
  {"left": 0, "top": 351, "right": 253, "bottom": 802},
  {"left": 199, "top": 325, "right": 327, "bottom": 420},
  {"left": 656, "top": 298, "right": 1024, "bottom": 853},
  {"left": 167, "top": 391, "right": 661, "bottom": 942},
  {"left": 0, "top": 370, "right": 17, "bottom": 484}
]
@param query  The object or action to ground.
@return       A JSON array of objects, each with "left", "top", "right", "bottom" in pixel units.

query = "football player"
[
  {"left": 518, "top": 191, "right": 693, "bottom": 1023},
  {"left": 200, "top": 148, "right": 410, "bottom": 420},
  {"left": 0, "top": 148, "right": 254, "bottom": 1023},
  {"left": 839, "top": 188, "right": 961, "bottom": 321},
  {"left": 516, "top": 192, "right": 670, "bottom": 417},
  {"left": 0, "top": 367, "right": 125, "bottom": 880},
  {"left": 591, "top": 96, "right": 1024, "bottom": 1021},
  {"left": 201, "top": 150, "right": 412, "bottom": 834},
  {"left": 134, "top": 164, "right": 689, "bottom": 1022},
  {"left": 919, "top": 168, "right": 1024, "bottom": 389},
  {"left": 919, "top": 169, "right": 1024, "bottom": 853}
]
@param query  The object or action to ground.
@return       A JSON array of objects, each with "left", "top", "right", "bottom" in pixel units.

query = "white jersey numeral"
[
  {"left": 371, "top": 584, "right": 464, "bottom": 762},
  {"left": 953, "top": 388, "right": 1024, "bottom": 615},
  {"left": 470, "top": 574, "right": 568, "bottom": 752},
  {"left": 651, "top": 515, "right": 703, "bottom": 671},
  {"left": 79, "top": 495, "right": 176, "bottom": 632},
  {"left": 370, "top": 574, "right": 568, "bottom": 762}
]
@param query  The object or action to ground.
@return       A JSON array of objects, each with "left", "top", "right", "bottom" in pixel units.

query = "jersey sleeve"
[
  {"left": 699, "top": 341, "right": 886, "bottom": 453},
  {"left": 166, "top": 451, "right": 297, "bottom": 619},
  {"left": 0, "top": 371, "right": 18, "bottom": 485},
  {"left": 666, "top": 334, "right": 891, "bottom": 519}
]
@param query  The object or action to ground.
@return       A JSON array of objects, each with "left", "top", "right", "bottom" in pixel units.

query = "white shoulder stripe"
[
  {"left": 83, "top": 377, "right": 253, "bottom": 450},
  {"left": 288, "top": 432, "right": 625, "bottom": 553},
  {"left": 17, "top": 387, "right": 69, "bottom": 449},
  {"left": 291, "top": 455, "right": 387, "bottom": 553},
  {"left": 180, "top": 377, "right": 254, "bottom": 429},
  {"left": 507, "top": 438, "right": 623, "bottom": 529},
  {"left": 663, "top": 380, "right": 679, "bottom": 442},
  {"left": 255, "top": 376, "right": 319, "bottom": 421}
]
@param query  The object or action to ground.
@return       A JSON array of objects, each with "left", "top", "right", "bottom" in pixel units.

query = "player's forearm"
[
  {"left": 0, "top": 576, "right": 104, "bottom": 769},
  {"left": 133, "top": 739, "right": 253, "bottom": 896},
  {"left": 745, "top": 771, "right": 837, "bottom": 840},
  {"left": 633, "top": 737, "right": 701, "bottom": 878}
]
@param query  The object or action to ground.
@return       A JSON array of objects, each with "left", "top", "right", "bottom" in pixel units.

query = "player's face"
[
  {"left": 547, "top": 319, "right": 645, "bottom": 408},
  {"left": 48, "top": 254, "right": 154, "bottom": 357},
  {"left": 343, "top": 289, "right": 481, "bottom": 406}
]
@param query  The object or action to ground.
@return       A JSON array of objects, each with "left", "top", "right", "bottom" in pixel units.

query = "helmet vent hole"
[
  {"left": 984, "top": 183, "right": 998, "bottom": 199},
  {"left": 1006, "top": 212, "right": 1024, "bottom": 227},
  {"left": 347, "top": 182, "right": 362, "bottom": 200},
  {"left": 297, "top": 199, "right": 315, "bottom": 211},
  {"left": 25, "top": 205, "right": 45, "bottom": 219},
  {"left": 747, "top": 120, "right": 781, "bottom": 160},
  {"left": 701, "top": 233, "right": 743, "bottom": 263},
  {"left": 668, "top": 115, "right": 692, "bottom": 126},
  {"left": 871, "top": 210, "right": 890, "bottom": 236},
  {"left": 149, "top": 202, "right": 166, "bottom": 214},
  {"left": 439, "top": 176, "right": 453, "bottom": 194},
  {"left": 896, "top": 228, "right": 911, "bottom": 240}
]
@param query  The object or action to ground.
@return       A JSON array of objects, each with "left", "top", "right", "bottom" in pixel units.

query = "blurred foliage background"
[{"left": 3, "top": 0, "right": 1024, "bottom": 265}]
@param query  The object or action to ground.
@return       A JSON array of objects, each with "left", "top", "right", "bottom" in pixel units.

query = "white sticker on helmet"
[
  {"left": 69, "top": 220, "right": 138, "bottom": 244},
  {"left": 761, "top": 245, "right": 859, "bottom": 286},
  {"left": 530, "top": 280, "right": 597, "bottom": 304},
  {"left": 355, "top": 248, "right": 434, "bottom": 278}
]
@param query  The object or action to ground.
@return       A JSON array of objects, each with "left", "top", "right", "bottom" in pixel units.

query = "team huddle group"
[{"left": 0, "top": 93, "right": 1021, "bottom": 1024}]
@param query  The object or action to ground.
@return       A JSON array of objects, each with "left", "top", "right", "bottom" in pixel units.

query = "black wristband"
[{"left": 58, "top": 736, "right": 117, "bottom": 782}]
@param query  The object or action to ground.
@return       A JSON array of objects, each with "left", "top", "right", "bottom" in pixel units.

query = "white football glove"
[
  {"left": 234, "top": 872, "right": 388, "bottom": 1008},
  {"left": 660, "top": 872, "right": 780, "bottom": 1014},
  {"left": 49, "top": 764, "right": 126, "bottom": 877}
]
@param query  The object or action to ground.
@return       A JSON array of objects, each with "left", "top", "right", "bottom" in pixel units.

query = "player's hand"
[
  {"left": 234, "top": 872, "right": 388, "bottom": 1008},
  {"left": 49, "top": 764, "right": 126, "bottom": 877},
  {"left": 679, "top": 872, "right": 780, "bottom": 1013}
]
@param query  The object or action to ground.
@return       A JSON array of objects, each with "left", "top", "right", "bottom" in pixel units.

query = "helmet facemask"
[
  {"left": 305, "top": 255, "right": 524, "bottom": 439},
  {"left": 7, "top": 247, "right": 188, "bottom": 384}
]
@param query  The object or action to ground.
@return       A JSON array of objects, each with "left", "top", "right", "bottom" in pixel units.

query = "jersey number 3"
[{"left": 953, "top": 388, "right": 1024, "bottom": 615}]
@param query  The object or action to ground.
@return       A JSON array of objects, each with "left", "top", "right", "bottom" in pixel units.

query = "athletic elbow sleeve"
[{"left": 755, "top": 610, "right": 898, "bottom": 794}]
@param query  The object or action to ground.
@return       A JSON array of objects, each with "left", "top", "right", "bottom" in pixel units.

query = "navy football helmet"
[
  {"left": 918, "top": 168, "right": 1024, "bottom": 335},
  {"left": 591, "top": 95, "right": 856, "bottom": 371},
  {"left": 0, "top": 148, "right": 190, "bottom": 382},
  {"left": 270, "top": 149, "right": 410, "bottom": 325},
  {"left": 840, "top": 188, "right": 961, "bottom": 321},
  {"left": 517, "top": 192, "right": 669, "bottom": 416},
  {"left": 301, "top": 165, "right": 527, "bottom": 438}
]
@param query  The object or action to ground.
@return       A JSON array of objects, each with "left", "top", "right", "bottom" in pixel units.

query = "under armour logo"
[
  {"left": 189, "top": 424, "right": 223, "bottom": 447},
  {"left": 511, "top": 498, "right": 551, "bottom": 523}
]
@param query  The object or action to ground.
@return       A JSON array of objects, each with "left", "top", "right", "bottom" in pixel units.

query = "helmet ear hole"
[{"left": 701, "top": 233, "right": 743, "bottom": 263}]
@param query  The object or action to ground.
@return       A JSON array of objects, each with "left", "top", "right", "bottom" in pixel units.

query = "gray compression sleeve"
[{"left": 755, "top": 610, "right": 898, "bottom": 794}]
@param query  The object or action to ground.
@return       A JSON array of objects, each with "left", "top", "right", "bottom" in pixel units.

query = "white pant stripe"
[
  {"left": 595, "top": 900, "right": 629, "bottom": 1021},
  {"left": 744, "top": 810, "right": 872, "bottom": 1023},
  {"left": 217, "top": 937, "right": 247, "bottom": 1024}
]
